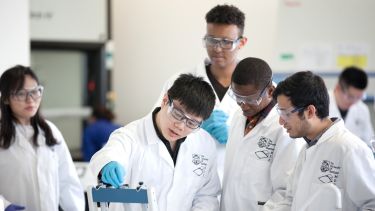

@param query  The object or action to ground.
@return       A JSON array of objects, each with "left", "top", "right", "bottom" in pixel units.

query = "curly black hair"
[{"left": 205, "top": 4, "right": 245, "bottom": 35}]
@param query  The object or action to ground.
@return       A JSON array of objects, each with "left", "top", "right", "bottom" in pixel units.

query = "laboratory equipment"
[{"left": 87, "top": 182, "right": 158, "bottom": 211}]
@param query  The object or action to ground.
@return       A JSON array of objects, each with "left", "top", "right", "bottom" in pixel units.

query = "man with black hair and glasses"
[
  {"left": 329, "top": 66, "right": 374, "bottom": 147},
  {"left": 89, "top": 74, "right": 220, "bottom": 211},
  {"left": 265, "top": 71, "right": 375, "bottom": 211},
  {"left": 220, "top": 57, "right": 304, "bottom": 211},
  {"left": 154, "top": 4, "right": 247, "bottom": 184}
]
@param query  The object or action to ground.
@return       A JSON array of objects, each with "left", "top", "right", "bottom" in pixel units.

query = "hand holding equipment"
[{"left": 101, "top": 161, "right": 125, "bottom": 188}]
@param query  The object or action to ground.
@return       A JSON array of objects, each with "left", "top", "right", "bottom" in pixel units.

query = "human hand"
[
  {"left": 202, "top": 110, "right": 228, "bottom": 127},
  {"left": 101, "top": 161, "right": 125, "bottom": 188},
  {"left": 5, "top": 204, "right": 25, "bottom": 211},
  {"left": 204, "top": 122, "right": 228, "bottom": 144},
  {"left": 201, "top": 110, "right": 229, "bottom": 144}
]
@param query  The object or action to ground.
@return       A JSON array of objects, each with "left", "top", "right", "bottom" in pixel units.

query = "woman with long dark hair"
[{"left": 0, "top": 65, "right": 84, "bottom": 211}]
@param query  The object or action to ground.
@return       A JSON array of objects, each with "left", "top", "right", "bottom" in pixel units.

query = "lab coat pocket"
[{"left": 305, "top": 183, "right": 342, "bottom": 211}]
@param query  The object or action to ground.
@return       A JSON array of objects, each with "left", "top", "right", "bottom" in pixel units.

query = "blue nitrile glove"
[
  {"left": 201, "top": 110, "right": 229, "bottom": 144},
  {"left": 204, "top": 121, "right": 229, "bottom": 144},
  {"left": 202, "top": 110, "right": 229, "bottom": 126},
  {"left": 5, "top": 204, "right": 25, "bottom": 211},
  {"left": 101, "top": 161, "right": 125, "bottom": 188}
]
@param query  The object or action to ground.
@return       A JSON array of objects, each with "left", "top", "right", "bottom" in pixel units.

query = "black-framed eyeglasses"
[
  {"left": 228, "top": 80, "right": 271, "bottom": 106},
  {"left": 203, "top": 36, "right": 242, "bottom": 51},
  {"left": 167, "top": 95, "right": 202, "bottom": 129},
  {"left": 11, "top": 85, "right": 44, "bottom": 102}
]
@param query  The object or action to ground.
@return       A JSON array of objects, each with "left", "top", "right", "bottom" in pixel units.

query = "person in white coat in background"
[
  {"left": 220, "top": 57, "right": 304, "bottom": 211},
  {"left": 329, "top": 66, "right": 374, "bottom": 147},
  {"left": 0, "top": 65, "right": 85, "bottom": 211},
  {"left": 154, "top": 4, "right": 247, "bottom": 183},
  {"left": 89, "top": 74, "right": 220, "bottom": 211},
  {"left": 265, "top": 71, "right": 375, "bottom": 211}
]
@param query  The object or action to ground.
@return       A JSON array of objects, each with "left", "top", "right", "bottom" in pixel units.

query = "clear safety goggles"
[
  {"left": 339, "top": 83, "right": 364, "bottom": 103},
  {"left": 167, "top": 95, "right": 202, "bottom": 129},
  {"left": 11, "top": 85, "right": 44, "bottom": 101},
  {"left": 228, "top": 81, "right": 270, "bottom": 106},
  {"left": 203, "top": 36, "right": 242, "bottom": 51},
  {"left": 276, "top": 106, "right": 306, "bottom": 121}
]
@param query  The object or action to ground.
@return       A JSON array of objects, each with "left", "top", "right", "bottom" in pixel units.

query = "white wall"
[
  {"left": 30, "top": 0, "right": 107, "bottom": 42},
  {"left": 0, "top": 0, "right": 29, "bottom": 74},
  {"left": 112, "top": 0, "right": 279, "bottom": 124},
  {"left": 273, "top": 0, "right": 375, "bottom": 71}
]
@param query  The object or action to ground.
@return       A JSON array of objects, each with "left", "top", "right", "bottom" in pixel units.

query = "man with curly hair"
[{"left": 154, "top": 4, "right": 248, "bottom": 183}]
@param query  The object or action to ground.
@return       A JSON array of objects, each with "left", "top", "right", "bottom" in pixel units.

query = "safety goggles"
[
  {"left": 11, "top": 85, "right": 44, "bottom": 101},
  {"left": 203, "top": 36, "right": 242, "bottom": 51},
  {"left": 167, "top": 96, "right": 202, "bottom": 129},
  {"left": 276, "top": 106, "right": 306, "bottom": 121},
  {"left": 339, "top": 83, "right": 364, "bottom": 103},
  {"left": 228, "top": 81, "right": 270, "bottom": 106}
]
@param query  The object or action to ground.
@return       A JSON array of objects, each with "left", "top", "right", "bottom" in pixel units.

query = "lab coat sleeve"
[
  {"left": 49, "top": 122, "right": 85, "bottom": 211},
  {"left": 262, "top": 133, "right": 305, "bottom": 211},
  {"left": 361, "top": 105, "right": 375, "bottom": 145},
  {"left": 343, "top": 146, "right": 375, "bottom": 209},
  {"left": 267, "top": 133, "right": 304, "bottom": 206},
  {"left": 261, "top": 173, "right": 294, "bottom": 211},
  {"left": 0, "top": 195, "right": 11, "bottom": 208},
  {"left": 89, "top": 128, "right": 132, "bottom": 179},
  {"left": 262, "top": 153, "right": 299, "bottom": 211},
  {"left": 221, "top": 109, "right": 240, "bottom": 186},
  {"left": 191, "top": 143, "right": 220, "bottom": 211}
]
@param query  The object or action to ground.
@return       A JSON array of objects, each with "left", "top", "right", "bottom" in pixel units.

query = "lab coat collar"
[
  {"left": 239, "top": 106, "right": 278, "bottom": 131},
  {"left": 151, "top": 107, "right": 186, "bottom": 165},
  {"left": 144, "top": 110, "right": 176, "bottom": 167},
  {"left": 144, "top": 112, "right": 161, "bottom": 146},
  {"left": 151, "top": 107, "right": 186, "bottom": 144},
  {"left": 246, "top": 99, "right": 276, "bottom": 120},
  {"left": 203, "top": 58, "right": 211, "bottom": 66},
  {"left": 259, "top": 106, "right": 279, "bottom": 128},
  {"left": 311, "top": 118, "right": 343, "bottom": 147},
  {"left": 14, "top": 123, "right": 33, "bottom": 151},
  {"left": 144, "top": 108, "right": 184, "bottom": 145},
  {"left": 14, "top": 122, "right": 46, "bottom": 153}
]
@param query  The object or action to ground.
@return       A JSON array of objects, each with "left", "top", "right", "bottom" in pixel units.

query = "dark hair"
[
  {"left": 205, "top": 4, "right": 245, "bottom": 36},
  {"left": 273, "top": 71, "right": 329, "bottom": 119},
  {"left": 168, "top": 73, "right": 215, "bottom": 120},
  {"left": 92, "top": 105, "right": 115, "bottom": 121},
  {"left": 339, "top": 66, "right": 368, "bottom": 90},
  {"left": 0, "top": 65, "right": 58, "bottom": 149},
  {"left": 232, "top": 57, "right": 272, "bottom": 88}
]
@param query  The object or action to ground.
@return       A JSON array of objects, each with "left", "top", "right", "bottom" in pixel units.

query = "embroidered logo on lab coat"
[
  {"left": 192, "top": 154, "right": 208, "bottom": 176},
  {"left": 255, "top": 136, "right": 275, "bottom": 161},
  {"left": 318, "top": 160, "right": 340, "bottom": 184}
]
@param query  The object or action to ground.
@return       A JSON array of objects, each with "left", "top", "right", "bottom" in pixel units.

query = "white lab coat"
[
  {"left": 220, "top": 107, "right": 304, "bottom": 211},
  {"left": 0, "top": 121, "right": 85, "bottom": 211},
  {"left": 263, "top": 119, "right": 375, "bottom": 211},
  {"left": 329, "top": 90, "right": 375, "bottom": 146},
  {"left": 154, "top": 59, "right": 239, "bottom": 182},
  {"left": 0, "top": 195, "right": 8, "bottom": 210},
  {"left": 89, "top": 112, "right": 220, "bottom": 211}
]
